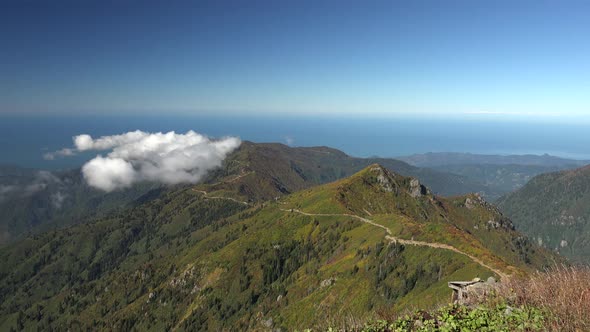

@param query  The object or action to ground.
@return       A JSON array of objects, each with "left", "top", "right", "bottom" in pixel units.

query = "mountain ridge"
[
  {"left": 497, "top": 164, "right": 590, "bottom": 264},
  {"left": 0, "top": 163, "right": 556, "bottom": 330}
]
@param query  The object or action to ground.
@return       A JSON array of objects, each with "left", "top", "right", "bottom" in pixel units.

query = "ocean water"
[{"left": 1, "top": 115, "right": 589, "bottom": 170}]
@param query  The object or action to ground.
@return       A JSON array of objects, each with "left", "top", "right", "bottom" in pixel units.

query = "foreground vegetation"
[{"left": 321, "top": 265, "right": 590, "bottom": 332}]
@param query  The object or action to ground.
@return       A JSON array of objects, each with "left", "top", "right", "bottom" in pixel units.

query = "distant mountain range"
[
  {"left": 398, "top": 152, "right": 590, "bottom": 168},
  {"left": 398, "top": 152, "right": 590, "bottom": 201},
  {"left": 497, "top": 165, "right": 590, "bottom": 264},
  {"left": 0, "top": 163, "right": 555, "bottom": 330}
]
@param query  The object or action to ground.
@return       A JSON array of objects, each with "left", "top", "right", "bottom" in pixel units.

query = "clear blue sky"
[{"left": 1, "top": 0, "right": 589, "bottom": 121}]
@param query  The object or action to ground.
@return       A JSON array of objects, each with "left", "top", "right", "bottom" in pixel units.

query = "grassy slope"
[{"left": 0, "top": 165, "right": 555, "bottom": 331}]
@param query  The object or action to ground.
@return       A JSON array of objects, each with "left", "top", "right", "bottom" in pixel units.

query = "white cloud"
[
  {"left": 51, "top": 191, "right": 67, "bottom": 209},
  {"left": 82, "top": 156, "right": 136, "bottom": 192},
  {"left": 47, "top": 130, "right": 241, "bottom": 192},
  {"left": 284, "top": 136, "right": 295, "bottom": 146},
  {"left": 43, "top": 148, "right": 75, "bottom": 160},
  {"left": 0, "top": 171, "right": 61, "bottom": 201}
]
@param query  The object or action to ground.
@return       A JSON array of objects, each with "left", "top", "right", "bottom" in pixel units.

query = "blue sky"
[{"left": 1, "top": 0, "right": 589, "bottom": 121}]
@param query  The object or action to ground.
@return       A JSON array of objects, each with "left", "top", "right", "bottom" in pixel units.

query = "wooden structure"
[{"left": 448, "top": 277, "right": 496, "bottom": 305}]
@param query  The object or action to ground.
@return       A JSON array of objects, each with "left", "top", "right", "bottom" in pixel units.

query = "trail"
[
  {"left": 192, "top": 189, "right": 250, "bottom": 206},
  {"left": 206, "top": 170, "right": 254, "bottom": 187},
  {"left": 282, "top": 208, "right": 508, "bottom": 279}
]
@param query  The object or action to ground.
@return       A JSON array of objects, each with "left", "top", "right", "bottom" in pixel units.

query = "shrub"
[{"left": 497, "top": 264, "right": 590, "bottom": 332}]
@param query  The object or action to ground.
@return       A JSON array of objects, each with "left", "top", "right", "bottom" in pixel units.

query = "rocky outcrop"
[{"left": 410, "top": 178, "right": 428, "bottom": 197}]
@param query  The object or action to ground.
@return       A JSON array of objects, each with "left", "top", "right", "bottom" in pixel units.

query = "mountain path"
[
  {"left": 282, "top": 208, "right": 508, "bottom": 279},
  {"left": 192, "top": 189, "right": 250, "bottom": 206},
  {"left": 207, "top": 170, "right": 254, "bottom": 187}
]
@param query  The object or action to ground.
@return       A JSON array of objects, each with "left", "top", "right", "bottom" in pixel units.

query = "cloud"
[
  {"left": 43, "top": 148, "right": 75, "bottom": 160},
  {"left": 0, "top": 171, "right": 61, "bottom": 201},
  {"left": 47, "top": 130, "right": 241, "bottom": 191},
  {"left": 51, "top": 191, "right": 67, "bottom": 209},
  {"left": 284, "top": 136, "right": 295, "bottom": 146},
  {"left": 463, "top": 110, "right": 562, "bottom": 117}
]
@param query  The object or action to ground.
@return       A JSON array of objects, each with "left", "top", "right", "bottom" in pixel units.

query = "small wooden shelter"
[{"left": 448, "top": 277, "right": 496, "bottom": 305}]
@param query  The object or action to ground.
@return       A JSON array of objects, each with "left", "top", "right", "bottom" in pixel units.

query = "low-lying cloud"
[
  {"left": 47, "top": 130, "right": 241, "bottom": 192},
  {"left": 0, "top": 171, "right": 62, "bottom": 201}
]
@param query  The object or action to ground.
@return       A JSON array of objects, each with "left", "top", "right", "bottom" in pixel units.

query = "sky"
[{"left": 1, "top": 0, "right": 590, "bottom": 121}]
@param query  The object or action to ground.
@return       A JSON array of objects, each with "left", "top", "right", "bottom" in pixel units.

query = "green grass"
[{"left": 0, "top": 165, "right": 556, "bottom": 331}]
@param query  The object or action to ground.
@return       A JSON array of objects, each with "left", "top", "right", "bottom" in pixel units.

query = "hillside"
[
  {"left": 199, "top": 141, "right": 490, "bottom": 202},
  {"left": 0, "top": 164, "right": 555, "bottom": 331},
  {"left": 431, "top": 164, "right": 567, "bottom": 201},
  {"left": 0, "top": 144, "right": 489, "bottom": 245},
  {"left": 0, "top": 165, "right": 161, "bottom": 245},
  {"left": 497, "top": 165, "right": 590, "bottom": 264},
  {"left": 396, "top": 152, "right": 589, "bottom": 201}
]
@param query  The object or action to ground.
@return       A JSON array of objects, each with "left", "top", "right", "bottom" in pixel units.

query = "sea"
[{"left": 1, "top": 114, "right": 589, "bottom": 170}]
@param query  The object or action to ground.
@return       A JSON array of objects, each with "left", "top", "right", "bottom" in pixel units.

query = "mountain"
[
  {"left": 0, "top": 165, "right": 161, "bottom": 245},
  {"left": 397, "top": 152, "right": 589, "bottom": 201},
  {"left": 497, "top": 165, "right": 590, "bottom": 264},
  {"left": 0, "top": 143, "right": 489, "bottom": 245},
  {"left": 199, "top": 141, "right": 491, "bottom": 201},
  {"left": 431, "top": 164, "right": 569, "bottom": 201},
  {"left": 0, "top": 164, "right": 556, "bottom": 331},
  {"left": 398, "top": 152, "right": 589, "bottom": 168}
]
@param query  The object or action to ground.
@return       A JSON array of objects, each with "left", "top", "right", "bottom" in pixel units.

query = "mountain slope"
[
  {"left": 397, "top": 152, "right": 589, "bottom": 201},
  {"left": 0, "top": 165, "right": 161, "bottom": 245},
  {"left": 0, "top": 143, "right": 489, "bottom": 245},
  {"left": 198, "top": 142, "right": 490, "bottom": 202},
  {"left": 0, "top": 164, "right": 555, "bottom": 331},
  {"left": 431, "top": 163, "right": 569, "bottom": 201},
  {"left": 497, "top": 165, "right": 590, "bottom": 263}
]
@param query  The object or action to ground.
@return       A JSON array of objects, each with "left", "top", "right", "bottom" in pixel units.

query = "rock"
[
  {"left": 276, "top": 295, "right": 283, "bottom": 302},
  {"left": 486, "top": 277, "right": 496, "bottom": 284},
  {"left": 487, "top": 219, "right": 501, "bottom": 229},
  {"left": 409, "top": 178, "right": 426, "bottom": 197},
  {"left": 372, "top": 167, "right": 394, "bottom": 192},
  {"left": 504, "top": 305, "right": 514, "bottom": 316},
  {"left": 262, "top": 318, "right": 273, "bottom": 328},
  {"left": 320, "top": 278, "right": 336, "bottom": 288}
]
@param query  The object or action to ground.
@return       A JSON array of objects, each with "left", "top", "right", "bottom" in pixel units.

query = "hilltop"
[
  {"left": 197, "top": 141, "right": 491, "bottom": 201},
  {"left": 0, "top": 143, "right": 490, "bottom": 245},
  {"left": 497, "top": 165, "right": 590, "bottom": 263},
  {"left": 0, "top": 164, "right": 555, "bottom": 330}
]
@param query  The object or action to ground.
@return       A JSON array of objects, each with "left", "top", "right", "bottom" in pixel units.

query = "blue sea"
[{"left": 1, "top": 115, "right": 589, "bottom": 170}]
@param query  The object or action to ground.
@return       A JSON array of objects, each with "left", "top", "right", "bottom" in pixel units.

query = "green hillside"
[
  {"left": 497, "top": 165, "right": 590, "bottom": 264},
  {"left": 0, "top": 143, "right": 487, "bottom": 246},
  {"left": 0, "top": 165, "right": 161, "bottom": 245},
  {"left": 0, "top": 164, "right": 555, "bottom": 331},
  {"left": 432, "top": 164, "right": 568, "bottom": 201},
  {"left": 199, "top": 141, "right": 490, "bottom": 202}
]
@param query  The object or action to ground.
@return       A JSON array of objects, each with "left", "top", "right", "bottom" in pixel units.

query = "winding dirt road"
[
  {"left": 281, "top": 208, "right": 508, "bottom": 279},
  {"left": 192, "top": 189, "right": 250, "bottom": 206}
]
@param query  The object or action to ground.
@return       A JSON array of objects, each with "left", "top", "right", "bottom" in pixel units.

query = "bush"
[{"left": 497, "top": 264, "right": 590, "bottom": 332}]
